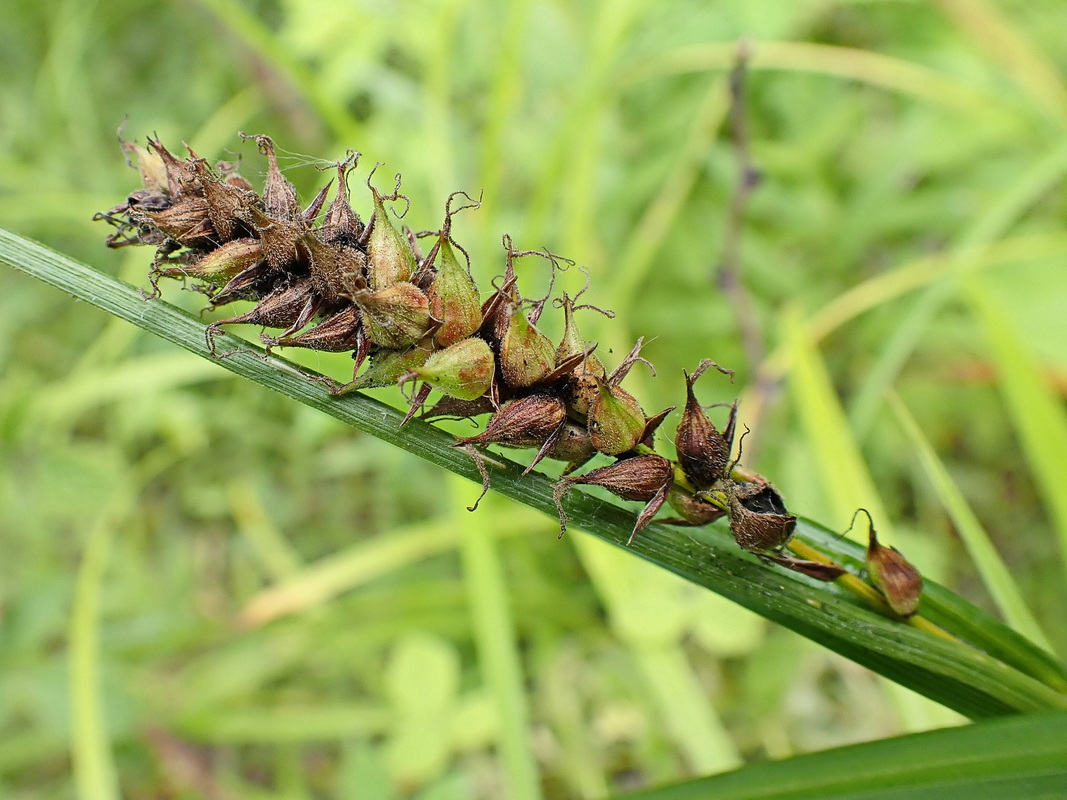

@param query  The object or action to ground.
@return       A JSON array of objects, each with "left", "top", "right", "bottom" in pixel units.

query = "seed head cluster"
[{"left": 95, "top": 134, "right": 848, "bottom": 579}]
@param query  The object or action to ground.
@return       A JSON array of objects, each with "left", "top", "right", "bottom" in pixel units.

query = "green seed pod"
[
  {"left": 415, "top": 337, "right": 495, "bottom": 401},
  {"left": 499, "top": 306, "right": 556, "bottom": 388},
  {"left": 863, "top": 511, "right": 922, "bottom": 617},
  {"left": 675, "top": 360, "right": 737, "bottom": 490},
  {"left": 543, "top": 422, "right": 596, "bottom": 472},
  {"left": 726, "top": 481, "right": 797, "bottom": 553},
  {"left": 553, "top": 454, "right": 673, "bottom": 544},
  {"left": 588, "top": 378, "right": 646, "bottom": 456},
  {"left": 367, "top": 177, "right": 417, "bottom": 290},
  {"left": 333, "top": 344, "right": 432, "bottom": 395},
  {"left": 155, "top": 237, "right": 263, "bottom": 282},
  {"left": 663, "top": 487, "right": 727, "bottom": 526},
  {"left": 428, "top": 238, "right": 482, "bottom": 348},
  {"left": 300, "top": 230, "right": 367, "bottom": 303},
  {"left": 353, "top": 281, "right": 431, "bottom": 349},
  {"left": 555, "top": 292, "right": 606, "bottom": 377}
]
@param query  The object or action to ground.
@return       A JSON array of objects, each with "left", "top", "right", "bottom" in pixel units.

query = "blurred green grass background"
[{"left": 2, "top": 0, "right": 1067, "bottom": 797}]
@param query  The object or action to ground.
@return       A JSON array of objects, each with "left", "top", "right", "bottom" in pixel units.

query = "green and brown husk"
[{"left": 95, "top": 133, "right": 923, "bottom": 617}]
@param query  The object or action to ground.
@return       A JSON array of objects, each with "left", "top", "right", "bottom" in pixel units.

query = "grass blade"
[
  {"left": 618, "top": 710, "right": 1067, "bottom": 799},
  {"left": 888, "top": 391, "right": 1054, "bottom": 653},
  {"left": 4, "top": 228, "right": 1067, "bottom": 719}
]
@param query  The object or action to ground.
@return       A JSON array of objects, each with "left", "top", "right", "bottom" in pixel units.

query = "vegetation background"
[{"left": 2, "top": 0, "right": 1066, "bottom": 797}]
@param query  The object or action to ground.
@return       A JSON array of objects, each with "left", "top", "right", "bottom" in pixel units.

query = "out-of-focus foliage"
[{"left": 1, "top": 0, "right": 1066, "bottom": 797}]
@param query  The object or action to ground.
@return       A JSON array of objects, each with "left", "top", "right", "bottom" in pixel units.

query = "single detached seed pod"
[
  {"left": 862, "top": 511, "right": 923, "bottom": 617},
  {"left": 353, "top": 281, "right": 431, "bottom": 349},
  {"left": 414, "top": 337, "right": 495, "bottom": 401},
  {"left": 366, "top": 177, "right": 417, "bottom": 290},
  {"left": 588, "top": 378, "right": 646, "bottom": 456},
  {"left": 725, "top": 481, "right": 797, "bottom": 553},
  {"left": 428, "top": 237, "right": 482, "bottom": 347},
  {"left": 554, "top": 454, "right": 673, "bottom": 544}
]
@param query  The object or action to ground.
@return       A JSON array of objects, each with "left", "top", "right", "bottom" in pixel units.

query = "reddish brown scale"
[
  {"left": 675, "top": 359, "right": 737, "bottom": 491},
  {"left": 553, "top": 454, "right": 674, "bottom": 545}
]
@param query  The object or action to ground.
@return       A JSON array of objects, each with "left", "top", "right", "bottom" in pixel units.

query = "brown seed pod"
[
  {"left": 761, "top": 553, "right": 847, "bottom": 581},
  {"left": 240, "top": 204, "right": 305, "bottom": 273},
  {"left": 265, "top": 305, "right": 364, "bottom": 354},
  {"left": 321, "top": 151, "right": 365, "bottom": 245},
  {"left": 725, "top": 480, "right": 797, "bottom": 553},
  {"left": 858, "top": 509, "right": 923, "bottom": 617},
  {"left": 675, "top": 359, "right": 737, "bottom": 491},
  {"left": 241, "top": 133, "right": 304, "bottom": 222},
  {"left": 553, "top": 453, "right": 673, "bottom": 544},
  {"left": 134, "top": 196, "right": 215, "bottom": 248},
  {"left": 186, "top": 151, "right": 256, "bottom": 242},
  {"left": 300, "top": 230, "right": 367, "bottom": 303},
  {"left": 205, "top": 277, "right": 320, "bottom": 355},
  {"left": 456, "top": 393, "right": 568, "bottom": 475}
]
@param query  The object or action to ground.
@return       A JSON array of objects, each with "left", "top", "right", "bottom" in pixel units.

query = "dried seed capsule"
[
  {"left": 761, "top": 553, "right": 846, "bottom": 581},
  {"left": 675, "top": 360, "right": 737, "bottom": 490},
  {"left": 187, "top": 153, "right": 256, "bottom": 242},
  {"left": 146, "top": 136, "right": 201, "bottom": 200},
  {"left": 241, "top": 204, "right": 304, "bottom": 273},
  {"left": 457, "top": 393, "right": 567, "bottom": 449},
  {"left": 421, "top": 395, "right": 496, "bottom": 421},
  {"left": 414, "top": 337, "right": 495, "bottom": 401},
  {"left": 588, "top": 378, "right": 646, "bottom": 456},
  {"left": 321, "top": 152, "right": 364, "bottom": 245},
  {"left": 726, "top": 481, "right": 797, "bottom": 553},
  {"left": 498, "top": 306, "right": 556, "bottom": 388},
  {"left": 353, "top": 281, "right": 431, "bottom": 349},
  {"left": 242, "top": 133, "right": 303, "bottom": 222},
  {"left": 366, "top": 176, "right": 416, "bottom": 289},
  {"left": 553, "top": 454, "right": 673, "bottom": 544},
  {"left": 300, "top": 230, "right": 367, "bottom": 303},
  {"left": 267, "top": 305, "right": 363, "bottom": 353},
  {"left": 861, "top": 510, "right": 922, "bottom": 617},
  {"left": 135, "top": 196, "right": 215, "bottom": 247},
  {"left": 427, "top": 238, "right": 482, "bottom": 348},
  {"left": 206, "top": 277, "right": 320, "bottom": 354}
]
